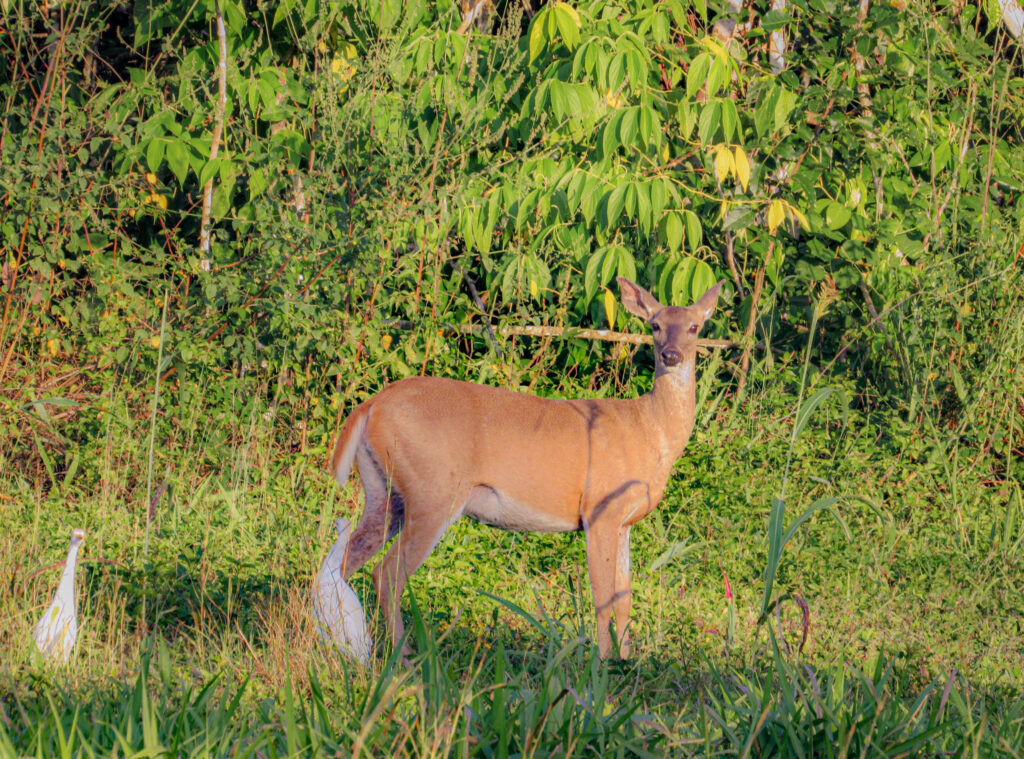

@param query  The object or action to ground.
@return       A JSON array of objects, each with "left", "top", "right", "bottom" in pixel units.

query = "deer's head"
[{"left": 617, "top": 277, "right": 724, "bottom": 377}]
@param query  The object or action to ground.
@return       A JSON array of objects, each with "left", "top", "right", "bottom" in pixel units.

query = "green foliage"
[
  {"left": 2, "top": 0, "right": 1021, "bottom": 459},
  {"left": 1, "top": 0, "right": 1023, "bottom": 753}
]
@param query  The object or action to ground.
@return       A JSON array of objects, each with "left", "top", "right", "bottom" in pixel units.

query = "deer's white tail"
[{"left": 330, "top": 404, "right": 369, "bottom": 486}]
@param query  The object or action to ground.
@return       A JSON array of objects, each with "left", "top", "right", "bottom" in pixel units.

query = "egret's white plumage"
[
  {"left": 313, "top": 518, "right": 371, "bottom": 665},
  {"left": 33, "top": 528, "right": 86, "bottom": 662}
]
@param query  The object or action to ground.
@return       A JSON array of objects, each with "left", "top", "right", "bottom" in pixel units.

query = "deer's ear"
[
  {"left": 692, "top": 279, "right": 725, "bottom": 321},
  {"left": 617, "top": 277, "right": 662, "bottom": 321}
]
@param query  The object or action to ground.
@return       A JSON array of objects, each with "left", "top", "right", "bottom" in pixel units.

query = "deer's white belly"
[{"left": 463, "top": 485, "right": 580, "bottom": 533}]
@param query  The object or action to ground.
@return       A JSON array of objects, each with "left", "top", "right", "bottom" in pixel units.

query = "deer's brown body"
[{"left": 330, "top": 277, "right": 723, "bottom": 658}]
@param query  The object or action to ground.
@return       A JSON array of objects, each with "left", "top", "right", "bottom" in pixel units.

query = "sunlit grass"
[{"left": 2, "top": 358, "right": 1022, "bottom": 755}]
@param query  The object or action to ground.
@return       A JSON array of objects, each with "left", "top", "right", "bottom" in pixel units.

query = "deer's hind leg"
[
  {"left": 342, "top": 446, "right": 405, "bottom": 580},
  {"left": 372, "top": 493, "right": 465, "bottom": 655}
]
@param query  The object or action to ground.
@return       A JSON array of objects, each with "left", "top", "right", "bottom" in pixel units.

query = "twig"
[
  {"left": 736, "top": 261, "right": 766, "bottom": 394},
  {"left": 199, "top": 10, "right": 228, "bottom": 253},
  {"left": 723, "top": 231, "right": 745, "bottom": 298},
  {"left": 858, "top": 279, "right": 895, "bottom": 352},
  {"left": 450, "top": 259, "right": 503, "bottom": 358}
]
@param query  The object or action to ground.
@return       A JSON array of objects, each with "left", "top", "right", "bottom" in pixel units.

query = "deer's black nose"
[{"left": 661, "top": 348, "right": 682, "bottom": 367}]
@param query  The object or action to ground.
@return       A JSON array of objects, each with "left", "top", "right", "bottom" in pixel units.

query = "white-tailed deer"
[{"left": 329, "top": 277, "right": 723, "bottom": 659}]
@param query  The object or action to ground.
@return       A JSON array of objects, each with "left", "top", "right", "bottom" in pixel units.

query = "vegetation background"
[{"left": 1, "top": 0, "right": 1023, "bottom": 754}]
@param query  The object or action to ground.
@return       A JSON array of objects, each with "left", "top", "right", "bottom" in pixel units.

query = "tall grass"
[
  {"left": 5, "top": 626, "right": 1023, "bottom": 757},
  {"left": 2, "top": 248, "right": 1022, "bottom": 756}
]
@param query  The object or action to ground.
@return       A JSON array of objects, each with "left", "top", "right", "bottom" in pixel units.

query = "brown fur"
[{"left": 329, "top": 277, "right": 723, "bottom": 658}]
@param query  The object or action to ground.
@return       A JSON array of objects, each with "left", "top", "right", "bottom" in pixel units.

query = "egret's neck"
[{"left": 57, "top": 543, "right": 82, "bottom": 607}]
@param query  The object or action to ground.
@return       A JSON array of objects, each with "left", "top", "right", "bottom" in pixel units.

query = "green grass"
[{"left": 2, "top": 354, "right": 1023, "bottom": 757}]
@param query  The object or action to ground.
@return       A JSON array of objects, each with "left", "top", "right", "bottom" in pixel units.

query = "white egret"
[
  {"left": 313, "top": 518, "right": 372, "bottom": 665},
  {"left": 33, "top": 528, "right": 86, "bottom": 662}
]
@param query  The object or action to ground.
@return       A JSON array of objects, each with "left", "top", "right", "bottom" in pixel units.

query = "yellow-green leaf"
[
  {"left": 528, "top": 8, "right": 548, "bottom": 62},
  {"left": 788, "top": 203, "right": 811, "bottom": 231},
  {"left": 767, "top": 199, "right": 785, "bottom": 234},
  {"left": 714, "top": 145, "right": 734, "bottom": 183},
  {"left": 603, "top": 287, "right": 616, "bottom": 329},
  {"left": 554, "top": 1, "right": 581, "bottom": 27},
  {"left": 733, "top": 146, "right": 750, "bottom": 192}
]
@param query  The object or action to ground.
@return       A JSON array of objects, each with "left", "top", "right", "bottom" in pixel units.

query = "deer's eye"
[
  {"left": 688, "top": 324, "right": 698, "bottom": 334},
  {"left": 651, "top": 323, "right": 661, "bottom": 334}
]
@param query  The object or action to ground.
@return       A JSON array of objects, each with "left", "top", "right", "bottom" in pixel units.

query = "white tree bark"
[
  {"left": 853, "top": 0, "right": 872, "bottom": 114},
  {"left": 768, "top": 0, "right": 787, "bottom": 74},
  {"left": 199, "top": 12, "right": 227, "bottom": 254}
]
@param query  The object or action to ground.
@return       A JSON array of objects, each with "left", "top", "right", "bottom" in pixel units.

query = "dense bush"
[{"left": 1, "top": 0, "right": 1021, "bottom": 486}]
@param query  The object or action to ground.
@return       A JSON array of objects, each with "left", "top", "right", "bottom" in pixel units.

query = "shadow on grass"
[{"left": 8, "top": 546, "right": 1024, "bottom": 758}]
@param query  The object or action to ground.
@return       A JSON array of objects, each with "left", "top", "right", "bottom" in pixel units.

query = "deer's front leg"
[
  {"left": 612, "top": 525, "right": 633, "bottom": 658},
  {"left": 585, "top": 517, "right": 629, "bottom": 658}
]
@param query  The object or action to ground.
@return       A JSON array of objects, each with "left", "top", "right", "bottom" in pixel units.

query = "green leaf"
[
  {"left": 679, "top": 102, "right": 696, "bottom": 139},
  {"left": 248, "top": 168, "right": 268, "bottom": 197},
  {"left": 670, "top": 257, "right": 697, "bottom": 304},
  {"left": 684, "top": 210, "right": 702, "bottom": 251},
  {"left": 636, "top": 183, "right": 652, "bottom": 237},
  {"left": 698, "top": 101, "right": 720, "bottom": 146},
  {"left": 602, "top": 110, "right": 623, "bottom": 157},
  {"left": 624, "top": 182, "right": 638, "bottom": 220},
  {"left": 607, "top": 53, "right": 626, "bottom": 92},
  {"left": 760, "top": 496, "right": 786, "bottom": 618},
  {"left": 552, "top": 3, "right": 581, "bottom": 51},
  {"left": 199, "top": 157, "right": 223, "bottom": 188},
  {"left": 689, "top": 259, "right": 715, "bottom": 301},
  {"left": 774, "top": 87, "right": 797, "bottom": 132},
  {"left": 686, "top": 53, "right": 711, "bottom": 99},
  {"left": 166, "top": 140, "right": 189, "bottom": 186},
  {"left": 793, "top": 388, "right": 845, "bottom": 441},
  {"left": 146, "top": 139, "right": 165, "bottom": 174},
  {"left": 762, "top": 9, "right": 790, "bottom": 31},
  {"left": 720, "top": 99, "right": 739, "bottom": 143},
  {"left": 650, "top": 178, "right": 668, "bottom": 222},
  {"left": 706, "top": 56, "right": 727, "bottom": 97},
  {"left": 615, "top": 246, "right": 637, "bottom": 281},
  {"left": 601, "top": 247, "right": 619, "bottom": 285},
  {"left": 664, "top": 211, "right": 683, "bottom": 253},
  {"left": 825, "top": 201, "right": 851, "bottom": 230},
  {"left": 619, "top": 107, "right": 639, "bottom": 148},
  {"left": 604, "top": 183, "right": 628, "bottom": 228},
  {"left": 528, "top": 7, "right": 548, "bottom": 62},
  {"left": 754, "top": 84, "right": 779, "bottom": 138}
]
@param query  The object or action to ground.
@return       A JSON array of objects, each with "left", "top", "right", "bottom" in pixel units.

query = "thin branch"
[
  {"left": 449, "top": 258, "right": 504, "bottom": 358},
  {"left": 385, "top": 319, "right": 742, "bottom": 352},
  {"left": 736, "top": 262, "right": 766, "bottom": 395}
]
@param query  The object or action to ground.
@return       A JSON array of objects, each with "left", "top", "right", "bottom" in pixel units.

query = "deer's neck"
[{"left": 646, "top": 350, "right": 698, "bottom": 460}]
